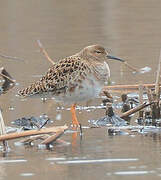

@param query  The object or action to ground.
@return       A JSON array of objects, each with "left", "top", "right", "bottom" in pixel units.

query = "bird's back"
[{"left": 18, "top": 55, "right": 91, "bottom": 98}]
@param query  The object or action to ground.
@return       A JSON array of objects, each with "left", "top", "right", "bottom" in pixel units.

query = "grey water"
[{"left": 0, "top": 0, "right": 161, "bottom": 179}]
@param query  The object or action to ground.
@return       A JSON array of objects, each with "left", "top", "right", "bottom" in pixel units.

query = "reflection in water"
[
  {"left": 0, "top": 159, "right": 27, "bottom": 163},
  {"left": 56, "top": 158, "right": 138, "bottom": 164},
  {"left": 20, "top": 173, "right": 34, "bottom": 177},
  {"left": 114, "top": 170, "right": 151, "bottom": 175},
  {"left": 0, "top": 163, "right": 6, "bottom": 180}
]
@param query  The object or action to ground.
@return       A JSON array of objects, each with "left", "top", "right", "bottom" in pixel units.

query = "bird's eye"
[{"left": 95, "top": 51, "right": 101, "bottom": 54}]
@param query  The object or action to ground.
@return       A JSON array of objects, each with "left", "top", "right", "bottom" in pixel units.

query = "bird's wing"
[{"left": 18, "top": 56, "right": 90, "bottom": 97}]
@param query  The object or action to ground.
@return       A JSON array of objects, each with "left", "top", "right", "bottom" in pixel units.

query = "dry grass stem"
[
  {"left": 103, "top": 83, "right": 158, "bottom": 92},
  {"left": 139, "top": 84, "right": 143, "bottom": 104},
  {"left": 123, "top": 61, "right": 139, "bottom": 72},
  {"left": 145, "top": 87, "right": 153, "bottom": 104},
  {"left": 37, "top": 40, "right": 55, "bottom": 65},
  {"left": 20, "top": 134, "right": 50, "bottom": 144},
  {"left": 0, "top": 110, "right": 9, "bottom": 151},
  {"left": 0, "top": 125, "right": 68, "bottom": 141},
  {"left": 0, "top": 67, "right": 16, "bottom": 94},
  {"left": 155, "top": 49, "right": 161, "bottom": 101},
  {"left": 40, "top": 130, "right": 65, "bottom": 145},
  {"left": 120, "top": 102, "right": 153, "bottom": 118},
  {"left": 0, "top": 53, "right": 24, "bottom": 61}
]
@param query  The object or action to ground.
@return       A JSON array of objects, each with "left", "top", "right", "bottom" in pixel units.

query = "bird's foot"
[
  {"left": 71, "top": 120, "right": 80, "bottom": 128},
  {"left": 71, "top": 104, "right": 80, "bottom": 128}
]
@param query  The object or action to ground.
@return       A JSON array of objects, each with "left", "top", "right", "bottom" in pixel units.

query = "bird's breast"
[{"left": 92, "top": 61, "right": 110, "bottom": 84}]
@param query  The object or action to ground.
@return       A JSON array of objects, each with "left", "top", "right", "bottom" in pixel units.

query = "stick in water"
[
  {"left": 0, "top": 53, "right": 24, "bottom": 61},
  {"left": 0, "top": 110, "right": 9, "bottom": 151},
  {"left": 123, "top": 61, "right": 139, "bottom": 73},
  {"left": 37, "top": 40, "right": 55, "bottom": 65},
  {"left": 155, "top": 49, "right": 161, "bottom": 101}
]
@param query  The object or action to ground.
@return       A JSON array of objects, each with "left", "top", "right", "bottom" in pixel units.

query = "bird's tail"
[{"left": 18, "top": 81, "right": 46, "bottom": 97}]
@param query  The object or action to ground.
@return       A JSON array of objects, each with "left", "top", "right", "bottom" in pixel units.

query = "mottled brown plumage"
[
  {"left": 18, "top": 45, "right": 124, "bottom": 126},
  {"left": 19, "top": 56, "right": 91, "bottom": 98},
  {"left": 18, "top": 45, "right": 124, "bottom": 102},
  {"left": 18, "top": 45, "right": 123, "bottom": 126}
]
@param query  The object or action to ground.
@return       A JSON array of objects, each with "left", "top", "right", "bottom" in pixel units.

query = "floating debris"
[
  {"left": 90, "top": 103, "right": 127, "bottom": 127},
  {"left": 11, "top": 114, "right": 52, "bottom": 130},
  {"left": 138, "top": 126, "right": 161, "bottom": 134},
  {"left": 108, "top": 128, "right": 129, "bottom": 136},
  {"left": 8, "top": 106, "right": 15, "bottom": 111},
  {"left": 90, "top": 114, "right": 127, "bottom": 127},
  {"left": 20, "top": 173, "right": 35, "bottom": 177},
  {"left": 56, "top": 113, "right": 62, "bottom": 120},
  {"left": 0, "top": 67, "right": 16, "bottom": 95},
  {"left": 139, "top": 66, "right": 151, "bottom": 74}
]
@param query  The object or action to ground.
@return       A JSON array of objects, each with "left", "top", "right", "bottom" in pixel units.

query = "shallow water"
[{"left": 0, "top": 0, "right": 161, "bottom": 179}]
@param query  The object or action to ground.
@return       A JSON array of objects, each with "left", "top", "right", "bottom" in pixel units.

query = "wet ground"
[{"left": 1, "top": 0, "right": 161, "bottom": 179}]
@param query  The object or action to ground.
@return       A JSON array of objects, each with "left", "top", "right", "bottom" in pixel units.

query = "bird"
[{"left": 18, "top": 45, "right": 124, "bottom": 127}]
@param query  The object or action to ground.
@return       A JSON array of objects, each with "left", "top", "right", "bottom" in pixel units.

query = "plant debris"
[
  {"left": 0, "top": 67, "right": 16, "bottom": 94},
  {"left": 12, "top": 114, "right": 52, "bottom": 130}
]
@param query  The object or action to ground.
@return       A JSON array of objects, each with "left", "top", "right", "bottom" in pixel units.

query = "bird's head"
[{"left": 80, "top": 45, "right": 124, "bottom": 63}]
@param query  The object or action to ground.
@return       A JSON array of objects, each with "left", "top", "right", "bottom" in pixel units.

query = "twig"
[
  {"left": 120, "top": 102, "right": 153, "bottom": 119},
  {"left": 0, "top": 67, "right": 16, "bottom": 94},
  {"left": 0, "top": 73, "right": 15, "bottom": 84},
  {"left": 103, "top": 90, "right": 113, "bottom": 99},
  {"left": 0, "top": 67, "right": 16, "bottom": 84},
  {"left": 40, "top": 130, "right": 65, "bottom": 145},
  {"left": 0, "top": 110, "right": 6, "bottom": 135},
  {"left": 0, "top": 53, "right": 24, "bottom": 61},
  {"left": 37, "top": 40, "right": 55, "bottom": 65},
  {"left": 123, "top": 61, "right": 139, "bottom": 72},
  {"left": 0, "top": 125, "right": 68, "bottom": 141},
  {"left": 20, "top": 134, "right": 49, "bottom": 144},
  {"left": 0, "top": 110, "right": 9, "bottom": 151},
  {"left": 145, "top": 87, "right": 153, "bottom": 104},
  {"left": 139, "top": 84, "right": 143, "bottom": 105},
  {"left": 155, "top": 49, "right": 161, "bottom": 102},
  {"left": 103, "top": 83, "right": 157, "bottom": 92},
  {"left": 39, "top": 118, "right": 50, "bottom": 129}
]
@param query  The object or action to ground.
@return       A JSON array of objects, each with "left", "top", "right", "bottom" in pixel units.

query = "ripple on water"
[
  {"left": 55, "top": 158, "right": 139, "bottom": 165},
  {"left": 46, "top": 157, "right": 66, "bottom": 161},
  {"left": 114, "top": 170, "right": 155, "bottom": 176},
  {"left": 20, "top": 173, "right": 34, "bottom": 177},
  {"left": 0, "top": 159, "right": 27, "bottom": 163}
]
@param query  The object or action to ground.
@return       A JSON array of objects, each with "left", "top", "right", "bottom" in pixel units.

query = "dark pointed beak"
[{"left": 107, "top": 55, "right": 125, "bottom": 62}]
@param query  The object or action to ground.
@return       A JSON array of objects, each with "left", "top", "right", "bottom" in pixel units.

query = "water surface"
[{"left": 0, "top": 0, "right": 161, "bottom": 179}]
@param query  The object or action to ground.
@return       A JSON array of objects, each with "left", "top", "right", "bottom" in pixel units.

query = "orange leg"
[
  {"left": 72, "top": 132, "right": 78, "bottom": 150},
  {"left": 70, "top": 104, "right": 79, "bottom": 127}
]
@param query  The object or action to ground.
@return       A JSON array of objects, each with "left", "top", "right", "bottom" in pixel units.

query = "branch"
[
  {"left": 103, "top": 83, "right": 156, "bottom": 92},
  {"left": 155, "top": 49, "right": 161, "bottom": 101},
  {"left": 0, "top": 109, "right": 9, "bottom": 151},
  {"left": 0, "top": 125, "right": 68, "bottom": 141},
  {"left": 0, "top": 67, "right": 16, "bottom": 83},
  {"left": 123, "top": 61, "right": 139, "bottom": 72},
  {"left": 37, "top": 40, "right": 55, "bottom": 65},
  {"left": 40, "top": 130, "right": 65, "bottom": 145},
  {"left": 20, "top": 134, "right": 49, "bottom": 144},
  {"left": 0, "top": 53, "right": 24, "bottom": 61},
  {"left": 120, "top": 102, "right": 153, "bottom": 118},
  {"left": 0, "top": 67, "right": 16, "bottom": 94}
]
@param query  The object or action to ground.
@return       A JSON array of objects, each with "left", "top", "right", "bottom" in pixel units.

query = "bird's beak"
[{"left": 107, "top": 55, "right": 125, "bottom": 62}]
